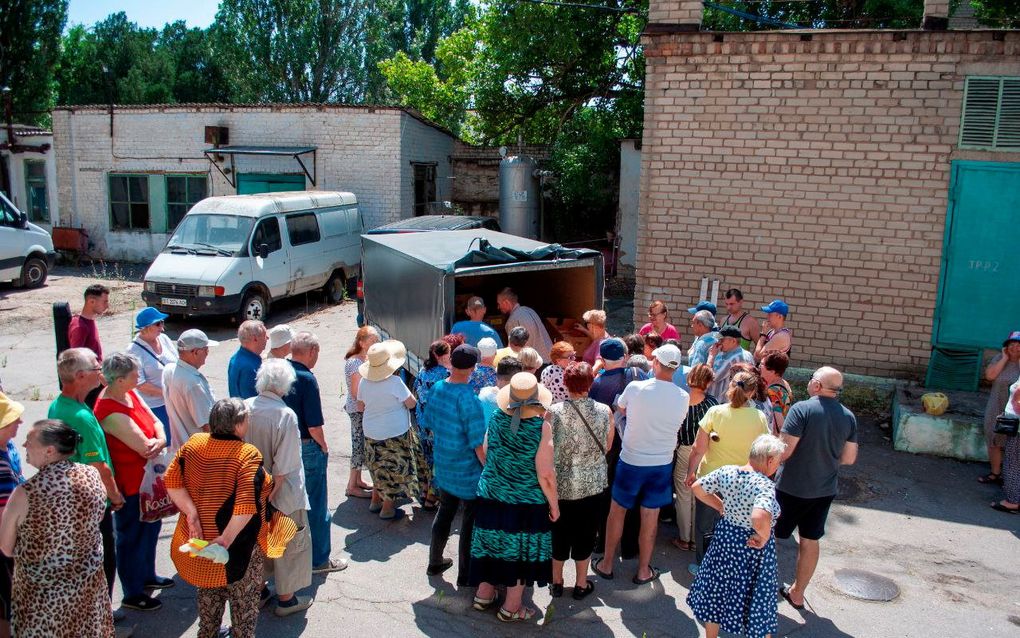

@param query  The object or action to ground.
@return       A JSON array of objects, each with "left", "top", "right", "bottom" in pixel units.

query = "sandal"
[
  {"left": 780, "top": 586, "right": 805, "bottom": 610},
  {"left": 572, "top": 581, "right": 596, "bottom": 600},
  {"left": 549, "top": 583, "right": 564, "bottom": 598},
  {"left": 497, "top": 606, "right": 537, "bottom": 623},
  {"left": 591, "top": 557, "right": 614, "bottom": 580},
  {"left": 345, "top": 488, "right": 372, "bottom": 499},
  {"left": 671, "top": 538, "right": 693, "bottom": 552},
  {"left": 368, "top": 501, "right": 383, "bottom": 513},
  {"left": 472, "top": 594, "right": 498, "bottom": 611},
  {"left": 991, "top": 502, "right": 1020, "bottom": 514},
  {"left": 632, "top": 566, "right": 661, "bottom": 585},
  {"left": 978, "top": 473, "right": 1003, "bottom": 485}
]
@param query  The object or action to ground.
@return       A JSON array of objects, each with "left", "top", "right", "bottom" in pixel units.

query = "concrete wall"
[
  {"left": 51, "top": 105, "right": 457, "bottom": 260},
  {"left": 618, "top": 140, "right": 641, "bottom": 268},
  {"left": 399, "top": 115, "right": 458, "bottom": 216},
  {"left": 638, "top": 21, "right": 1020, "bottom": 376}
]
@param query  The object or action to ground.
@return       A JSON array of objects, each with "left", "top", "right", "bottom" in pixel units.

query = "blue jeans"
[
  {"left": 114, "top": 494, "right": 162, "bottom": 599},
  {"left": 301, "top": 440, "right": 331, "bottom": 566},
  {"left": 151, "top": 404, "right": 171, "bottom": 447}
]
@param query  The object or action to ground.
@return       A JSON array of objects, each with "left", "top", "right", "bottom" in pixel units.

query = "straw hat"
[
  {"left": 359, "top": 340, "right": 407, "bottom": 382},
  {"left": 497, "top": 372, "right": 553, "bottom": 420},
  {"left": 0, "top": 392, "right": 25, "bottom": 430}
]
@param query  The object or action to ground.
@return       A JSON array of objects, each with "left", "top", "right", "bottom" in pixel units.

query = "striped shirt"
[{"left": 425, "top": 380, "right": 486, "bottom": 500}]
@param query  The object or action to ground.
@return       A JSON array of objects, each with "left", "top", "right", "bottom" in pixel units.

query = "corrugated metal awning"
[{"left": 203, "top": 145, "right": 317, "bottom": 188}]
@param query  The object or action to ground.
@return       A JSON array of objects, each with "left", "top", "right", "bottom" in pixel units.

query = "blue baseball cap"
[
  {"left": 760, "top": 299, "right": 789, "bottom": 317},
  {"left": 135, "top": 306, "right": 170, "bottom": 330},
  {"left": 688, "top": 300, "right": 717, "bottom": 316},
  {"left": 1004, "top": 331, "right": 1020, "bottom": 347},
  {"left": 599, "top": 338, "right": 627, "bottom": 362}
]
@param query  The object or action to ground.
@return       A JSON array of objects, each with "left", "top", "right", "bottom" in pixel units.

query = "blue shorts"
[{"left": 611, "top": 460, "right": 674, "bottom": 510}]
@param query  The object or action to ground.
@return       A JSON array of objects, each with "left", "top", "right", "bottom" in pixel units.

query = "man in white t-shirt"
[{"left": 593, "top": 344, "right": 689, "bottom": 585}]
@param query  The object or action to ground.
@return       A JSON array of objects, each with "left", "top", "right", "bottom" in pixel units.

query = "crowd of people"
[{"left": 0, "top": 281, "right": 877, "bottom": 638}]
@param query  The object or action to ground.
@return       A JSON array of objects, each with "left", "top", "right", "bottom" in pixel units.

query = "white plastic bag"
[{"left": 139, "top": 451, "right": 178, "bottom": 522}]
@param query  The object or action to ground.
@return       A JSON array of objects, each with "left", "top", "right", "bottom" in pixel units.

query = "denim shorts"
[{"left": 611, "top": 460, "right": 674, "bottom": 510}]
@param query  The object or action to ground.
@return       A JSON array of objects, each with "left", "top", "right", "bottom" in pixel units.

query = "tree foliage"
[
  {"left": 703, "top": 0, "right": 924, "bottom": 30},
  {"left": 0, "top": 0, "right": 67, "bottom": 125},
  {"left": 967, "top": 0, "right": 1020, "bottom": 27}
]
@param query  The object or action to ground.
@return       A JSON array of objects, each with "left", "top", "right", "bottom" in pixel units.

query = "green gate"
[
  {"left": 237, "top": 173, "right": 306, "bottom": 195},
  {"left": 928, "top": 161, "right": 1020, "bottom": 389}
]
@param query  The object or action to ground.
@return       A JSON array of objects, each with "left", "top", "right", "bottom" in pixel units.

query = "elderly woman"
[
  {"left": 358, "top": 340, "right": 428, "bottom": 520},
  {"left": 685, "top": 372, "right": 769, "bottom": 574},
  {"left": 413, "top": 339, "right": 452, "bottom": 507},
  {"left": 672, "top": 364, "right": 719, "bottom": 552},
  {"left": 0, "top": 420, "right": 112, "bottom": 638},
  {"left": 980, "top": 331, "right": 1020, "bottom": 486},
  {"left": 470, "top": 373, "right": 556, "bottom": 622},
  {"left": 545, "top": 363, "right": 612, "bottom": 601},
  {"left": 517, "top": 347, "right": 543, "bottom": 375},
  {"left": 94, "top": 352, "right": 171, "bottom": 612},
  {"left": 0, "top": 395, "right": 24, "bottom": 638},
  {"left": 540, "top": 341, "right": 576, "bottom": 404},
  {"left": 761, "top": 353, "right": 793, "bottom": 434},
  {"left": 344, "top": 326, "right": 381, "bottom": 498},
  {"left": 127, "top": 306, "right": 178, "bottom": 444},
  {"left": 687, "top": 434, "right": 786, "bottom": 638},
  {"left": 245, "top": 359, "right": 312, "bottom": 615},
  {"left": 578, "top": 309, "right": 610, "bottom": 367},
  {"left": 993, "top": 380, "right": 1020, "bottom": 513},
  {"left": 165, "top": 398, "right": 295, "bottom": 638}
]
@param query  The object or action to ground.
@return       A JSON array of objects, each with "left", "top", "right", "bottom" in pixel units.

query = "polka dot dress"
[{"left": 686, "top": 466, "right": 780, "bottom": 638}]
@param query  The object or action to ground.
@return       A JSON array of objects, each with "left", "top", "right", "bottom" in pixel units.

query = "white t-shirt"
[
  {"left": 617, "top": 378, "right": 690, "bottom": 467},
  {"left": 1007, "top": 379, "right": 1020, "bottom": 417},
  {"left": 357, "top": 375, "right": 413, "bottom": 441}
]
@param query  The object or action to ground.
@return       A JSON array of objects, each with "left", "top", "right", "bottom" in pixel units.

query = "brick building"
[
  {"left": 450, "top": 142, "right": 550, "bottom": 216},
  {"left": 51, "top": 104, "right": 458, "bottom": 261},
  {"left": 638, "top": 1, "right": 1020, "bottom": 378}
]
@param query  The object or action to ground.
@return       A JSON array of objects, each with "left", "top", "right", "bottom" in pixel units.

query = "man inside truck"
[
  {"left": 497, "top": 287, "right": 554, "bottom": 362},
  {"left": 451, "top": 297, "right": 503, "bottom": 348}
]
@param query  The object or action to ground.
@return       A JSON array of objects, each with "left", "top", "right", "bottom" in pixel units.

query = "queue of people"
[{"left": 0, "top": 281, "right": 878, "bottom": 638}]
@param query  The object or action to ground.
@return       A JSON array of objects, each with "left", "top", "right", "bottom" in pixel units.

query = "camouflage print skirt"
[{"left": 365, "top": 428, "right": 431, "bottom": 501}]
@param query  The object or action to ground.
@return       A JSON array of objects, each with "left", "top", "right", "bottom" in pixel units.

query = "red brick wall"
[{"left": 637, "top": 29, "right": 1020, "bottom": 376}]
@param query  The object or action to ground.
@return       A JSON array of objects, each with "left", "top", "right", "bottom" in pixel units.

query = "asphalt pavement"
[{"left": 1, "top": 292, "right": 1018, "bottom": 637}]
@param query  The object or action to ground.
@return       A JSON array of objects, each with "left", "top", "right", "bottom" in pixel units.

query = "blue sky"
[{"left": 67, "top": 0, "right": 219, "bottom": 29}]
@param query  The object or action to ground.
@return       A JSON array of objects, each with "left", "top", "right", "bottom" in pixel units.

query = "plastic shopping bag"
[{"left": 139, "top": 451, "right": 179, "bottom": 522}]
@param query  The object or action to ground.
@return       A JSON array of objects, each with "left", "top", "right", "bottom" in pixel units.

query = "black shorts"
[
  {"left": 0, "top": 554, "right": 12, "bottom": 621},
  {"left": 774, "top": 491, "right": 835, "bottom": 541},
  {"left": 551, "top": 493, "right": 602, "bottom": 561}
]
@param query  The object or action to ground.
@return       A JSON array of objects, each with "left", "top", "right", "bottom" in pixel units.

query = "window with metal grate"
[{"left": 960, "top": 77, "right": 1020, "bottom": 151}]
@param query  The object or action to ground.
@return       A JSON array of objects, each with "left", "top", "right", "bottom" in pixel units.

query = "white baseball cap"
[
  {"left": 178, "top": 329, "right": 219, "bottom": 351},
  {"left": 652, "top": 344, "right": 682, "bottom": 369}
]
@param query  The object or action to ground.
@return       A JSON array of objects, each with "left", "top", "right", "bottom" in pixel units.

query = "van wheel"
[
  {"left": 323, "top": 271, "right": 345, "bottom": 304},
  {"left": 19, "top": 257, "right": 48, "bottom": 288},
  {"left": 239, "top": 291, "right": 268, "bottom": 323}
]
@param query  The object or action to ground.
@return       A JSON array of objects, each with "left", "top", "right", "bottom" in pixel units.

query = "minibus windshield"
[{"left": 166, "top": 214, "right": 254, "bottom": 256}]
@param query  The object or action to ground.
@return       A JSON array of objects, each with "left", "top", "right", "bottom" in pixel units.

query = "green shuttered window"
[{"left": 960, "top": 77, "right": 1020, "bottom": 151}]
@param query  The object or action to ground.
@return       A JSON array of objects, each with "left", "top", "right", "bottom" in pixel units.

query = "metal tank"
[{"left": 499, "top": 155, "right": 540, "bottom": 239}]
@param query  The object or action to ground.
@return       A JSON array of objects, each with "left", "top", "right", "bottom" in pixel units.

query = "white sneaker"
[{"left": 312, "top": 557, "right": 349, "bottom": 574}]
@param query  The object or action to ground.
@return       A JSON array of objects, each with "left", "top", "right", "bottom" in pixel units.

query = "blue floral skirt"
[{"left": 686, "top": 518, "right": 778, "bottom": 638}]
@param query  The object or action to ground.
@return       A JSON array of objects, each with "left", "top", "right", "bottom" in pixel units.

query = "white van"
[
  {"left": 0, "top": 191, "right": 55, "bottom": 288},
  {"left": 142, "top": 191, "right": 361, "bottom": 322}
]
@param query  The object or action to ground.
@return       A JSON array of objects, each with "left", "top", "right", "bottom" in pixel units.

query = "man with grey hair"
[
  {"left": 775, "top": 366, "right": 858, "bottom": 610},
  {"left": 493, "top": 325, "right": 529, "bottom": 367},
  {"left": 284, "top": 332, "right": 348, "bottom": 574},
  {"left": 497, "top": 287, "right": 553, "bottom": 361},
  {"left": 163, "top": 329, "right": 218, "bottom": 453},
  {"left": 228, "top": 320, "right": 268, "bottom": 399},
  {"left": 245, "top": 358, "right": 313, "bottom": 616},
  {"left": 47, "top": 347, "right": 122, "bottom": 601},
  {"left": 687, "top": 309, "right": 720, "bottom": 368},
  {"left": 451, "top": 296, "right": 503, "bottom": 348}
]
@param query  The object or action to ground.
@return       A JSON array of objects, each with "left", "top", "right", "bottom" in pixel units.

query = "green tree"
[
  {"left": 212, "top": 0, "right": 382, "bottom": 102},
  {"left": 0, "top": 0, "right": 67, "bottom": 125},
  {"left": 379, "top": 0, "right": 474, "bottom": 63},
  {"left": 967, "top": 0, "right": 1020, "bottom": 27},
  {"left": 157, "top": 22, "right": 230, "bottom": 103},
  {"left": 703, "top": 0, "right": 924, "bottom": 30}
]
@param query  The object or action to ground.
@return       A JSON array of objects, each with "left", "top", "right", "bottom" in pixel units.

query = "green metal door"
[
  {"left": 934, "top": 161, "right": 1020, "bottom": 349},
  {"left": 236, "top": 173, "right": 306, "bottom": 195}
]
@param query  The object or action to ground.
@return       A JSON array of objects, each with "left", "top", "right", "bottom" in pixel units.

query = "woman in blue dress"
[
  {"left": 469, "top": 373, "right": 558, "bottom": 623},
  {"left": 686, "top": 434, "right": 786, "bottom": 638},
  {"left": 412, "top": 340, "right": 451, "bottom": 506}
]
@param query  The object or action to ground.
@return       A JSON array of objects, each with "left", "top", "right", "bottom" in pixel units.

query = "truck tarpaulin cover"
[{"left": 452, "top": 238, "right": 599, "bottom": 268}]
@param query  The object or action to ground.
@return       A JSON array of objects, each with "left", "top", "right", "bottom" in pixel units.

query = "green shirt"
[{"left": 47, "top": 394, "right": 115, "bottom": 470}]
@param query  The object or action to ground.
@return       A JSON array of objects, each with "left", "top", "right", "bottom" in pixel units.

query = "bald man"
[{"left": 774, "top": 366, "right": 858, "bottom": 610}]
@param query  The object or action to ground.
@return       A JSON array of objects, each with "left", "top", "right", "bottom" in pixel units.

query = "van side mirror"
[
  {"left": 18, "top": 211, "right": 28, "bottom": 228},
  {"left": 258, "top": 243, "right": 270, "bottom": 259}
]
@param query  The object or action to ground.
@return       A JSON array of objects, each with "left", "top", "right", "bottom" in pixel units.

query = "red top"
[
  {"left": 69, "top": 315, "right": 103, "bottom": 360},
  {"left": 94, "top": 390, "right": 158, "bottom": 496}
]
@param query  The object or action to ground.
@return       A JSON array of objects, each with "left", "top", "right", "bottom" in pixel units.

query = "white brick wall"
[
  {"left": 51, "top": 105, "right": 456, "bottom": 260},
  {"left": 399, "top": 115, "right": 457, "bottom": 216}
]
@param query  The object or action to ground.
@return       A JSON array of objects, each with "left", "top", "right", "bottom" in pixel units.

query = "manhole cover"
[{"left": 832, "top": 569, "right": 900, "bottom": 602}]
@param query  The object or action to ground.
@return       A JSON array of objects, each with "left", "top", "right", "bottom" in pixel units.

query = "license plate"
[{"left": 161, "top": 297, "right": 187, "bottom": 307}]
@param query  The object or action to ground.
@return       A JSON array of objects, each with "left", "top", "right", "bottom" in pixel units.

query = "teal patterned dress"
[{"left": 468, "top": 410, "right": 552, "bottom": 587}]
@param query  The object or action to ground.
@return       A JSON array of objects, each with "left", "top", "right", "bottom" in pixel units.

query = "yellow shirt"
[
  {"left": 492, "top": 347, "right": 517, "bottom": 367},
  {"left": 696, "top": 404, "right": 769, "bottom": 477}
]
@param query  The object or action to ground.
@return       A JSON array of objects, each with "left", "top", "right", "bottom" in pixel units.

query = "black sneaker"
[
  {"left": 121, "top": 594, "right": 162, "bottom": 612},
  {"left": 426, "top": 558, "right": 454, "bottom": 576}
]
